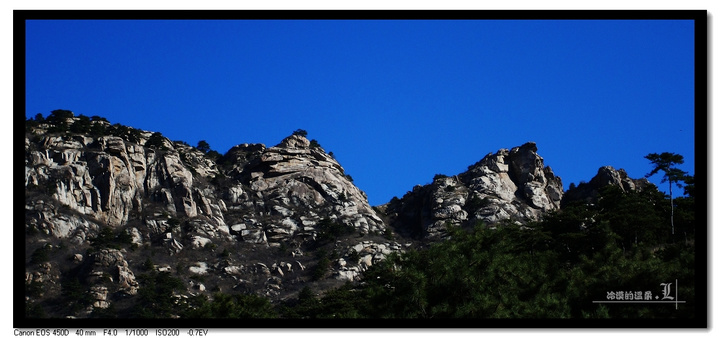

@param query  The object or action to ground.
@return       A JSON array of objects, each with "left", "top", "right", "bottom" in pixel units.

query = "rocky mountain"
[
  {"left": 23, "top": 111, "right": 654, "bottom": 319},
  {"left": 25, "top": 127, "right": 383, "bottom": 248},
  {"left": 382, "top": 142, "right": 564, "bottom": 239},
  {"left": 24, "top": 112, "right": 402, "bottom": 317},
  {"left": 562, "top": 166, "right": 651, "bottom": 206}
]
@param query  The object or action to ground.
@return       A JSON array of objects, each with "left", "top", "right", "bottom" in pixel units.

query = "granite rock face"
[
  {"left": 385, "top": 142, "right": 564, "bottom": 238},
  {"left": 25, "top": 113, "right": 656, "bottom": 318},
  {"left": 228, "top": 134, "right": 385, "bottom": 247},
  {"left": 462, "top": 142, "right": 563, "bottom": 218},
  {"left": 24, "top": 115, "right": 393, "bottom": 316},
  {"left": 25, "top": 125, "right": 383, "bottom": 249},
  {"left": 86, "top": 248, "right": 139, "bottom": 296},
  {"left": 562, "top": 166, "right": 650, "bottom": 206}
]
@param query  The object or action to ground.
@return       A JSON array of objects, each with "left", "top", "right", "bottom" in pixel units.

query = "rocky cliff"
[
  {"left": 25, "top": 123, "right": 384, "bottom": 248},
  {"left": 562, "top": 166, "right": 651, "bottom": 206},
  {"left": 382, "top": 142, "right": 564, "bottom": 238},
  {"left": 23, "top": 112, "right": 654, "bottom": 318},
  {"left": 24, "top": 113, "right": 399, "bottom": 317}
]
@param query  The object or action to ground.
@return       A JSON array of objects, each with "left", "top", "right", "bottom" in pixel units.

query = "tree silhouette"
[
  {"left": 682, "top": 174, "right": 695, "bottom": 198},
  {"left": 146, "top": 132, "right": 167, "bottom": 150},
  {"left": 197, "top": 140, "right": 211, "bottom": 153},
  {"left": 292, "top": 129, "right": 308, "bottom": 138},
  {"left": 644, "top": 152, "right": 686, "bottom": 235}
]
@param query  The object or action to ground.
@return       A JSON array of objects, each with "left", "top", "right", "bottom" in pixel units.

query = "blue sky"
[{"left": 25, "top": 19, "right": 696, "bottom": 206}]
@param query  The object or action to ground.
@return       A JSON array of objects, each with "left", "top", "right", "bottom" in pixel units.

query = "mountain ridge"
[{"left": 23, "top": 110, "right": 656, "bottom": 318}]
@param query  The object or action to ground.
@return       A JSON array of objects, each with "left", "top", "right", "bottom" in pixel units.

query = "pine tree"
[
  {"left": 644, "top": 152, "right": 687, "bottom": 235},
  {"left": 196, "top": 140, "right": 211, "bottom": 153}
]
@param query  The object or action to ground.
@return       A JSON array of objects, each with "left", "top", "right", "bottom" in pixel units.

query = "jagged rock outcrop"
[
  {"left": 89, "top": 286, "right": 110, "bottom": 310},
  {"left": 334, "top": 241, "right": 410, "bottom": 282},
  {"left": 25, "top": 262, "right": 58, "bottom": 289},
  {"left": 24, "top": 114, "right": 394, "bottom": 316},
  {"left": 25, "top": 119, "right": 383, "bottom": 249},
  {"left": 562, "top": 166, "right": 650, "bottom": 206},
  {"left": 462, "top": 142, "right": 563, "bottom": 220},
  {"left": 28, "top": 112, "right": 657, "bottom": 319},
  {"left": 385, "top": 142, "right": 563, "bottom": 238},
  {"left": 225, "top": 134, "right": 385, "bottom": 247},
  {"left": 25, "top": 131, "right": 226, "bottom": 244},
  {"left": 25, "top": 199, "right": 101, "bottom": 243},
  {"left": 86, "top": 248, "right": 139, "bottom": 296}
]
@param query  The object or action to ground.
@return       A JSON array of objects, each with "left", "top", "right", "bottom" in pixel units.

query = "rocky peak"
[
  {"left": 25, "top": 116, "right": 403, "bottom": 314},
  {"left": 277, "top": 134, "right": 311, "bottom": 149},
  {"left": 562, "top": 165, "right": 650, "bottom": 206},
  {"left": 26, "top": 120, "right": 386, "bottom": 245},
  {"left": 461, "top": 142, "right": 563, "bottom": 212},
  {"left": 386, "top": 142, "right": 564, "bottom": 239},
  {"left": 236, "top": 132, "right": 384, "bottom": 241},
  {"left": 25, "top": 112, "right": 674, "bottom": 319},
  {"left": 591, "top": 166, "right": 648, "bottom": 192}
]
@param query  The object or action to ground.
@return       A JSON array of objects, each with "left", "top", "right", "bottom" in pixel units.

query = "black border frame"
[{"left": 14, "top": 9, "right": 709, "bottom": 329}]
